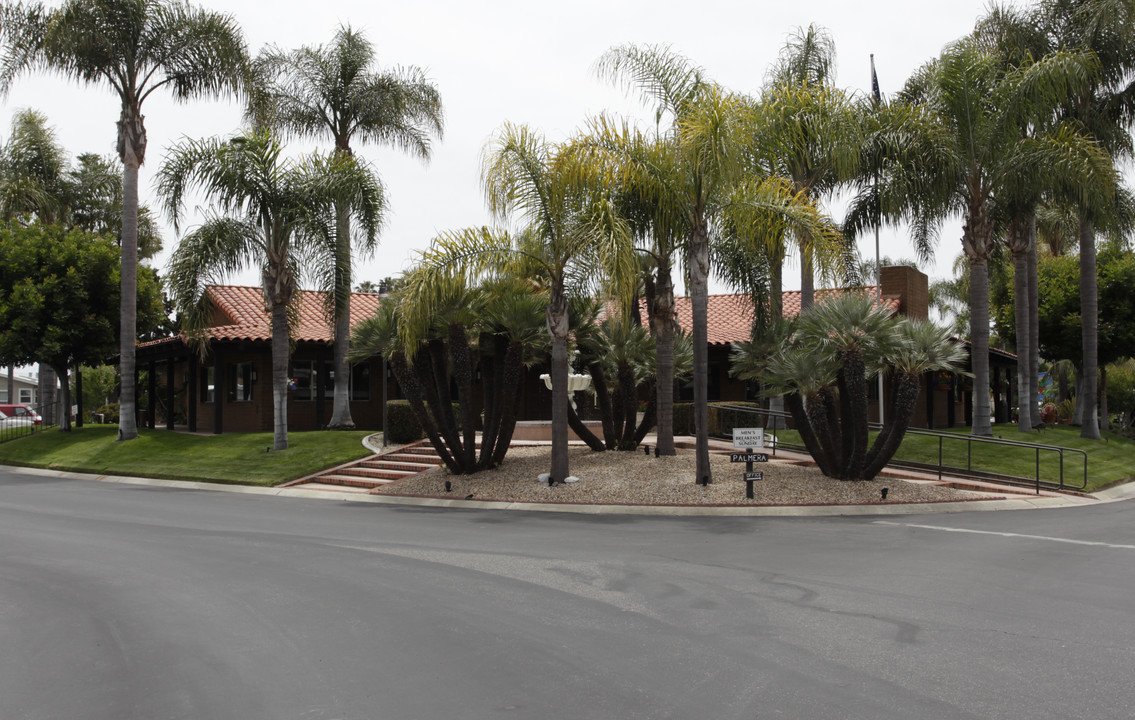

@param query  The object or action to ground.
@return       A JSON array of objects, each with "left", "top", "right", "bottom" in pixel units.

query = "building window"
[
  {"left": 19, "top": 388, "right": 33, "bottom": 404},
  {"left": 292, "top": 360, "right": 316, "bottom": 401},
  {"left": 201, "top": 366, "right": 215, "bottom": 403},
  {"left": 228, "top": 362, "right": 254, "bottom": 402},
  {"left": 351, "top": 363, "right": 371, "bottom": 401}
]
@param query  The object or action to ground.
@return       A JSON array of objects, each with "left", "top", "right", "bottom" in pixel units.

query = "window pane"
[
  {"left": 292, "top": 361, "right": 313, "bottom": 401},
  {"left": 351, "top": 363, "right": 370, "bottom": 401},
  {"left": 201, "top": 367, "right": 215, "bottom": 404}
]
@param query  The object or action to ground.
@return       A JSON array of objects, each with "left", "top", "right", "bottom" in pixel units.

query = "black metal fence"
[
  {"left": 0, "top": 401, "right": 48, "bottom": 444},
  {"left": 711, "top": 403, "right": 1089, "bottom": 493}
]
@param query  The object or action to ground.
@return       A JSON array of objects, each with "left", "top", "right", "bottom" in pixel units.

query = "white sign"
[{"left": 732, "top": 427, "right": 764, "bottom": 449}]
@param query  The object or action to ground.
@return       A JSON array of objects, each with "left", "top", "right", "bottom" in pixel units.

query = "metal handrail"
[{"left": 711, "top": 403, "right": 1089, "bottom": 493}]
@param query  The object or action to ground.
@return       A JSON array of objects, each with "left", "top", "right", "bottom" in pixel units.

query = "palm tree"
[
  {"left": 760, "top": 24, "right": 862, "bottom": 311},
  {"left": 254, "top": 25, "right": 443, "bottom": 431},
  {"left": 884, "top": 38, "right": 1100, "bottom": 436},
  {"left": 0, "top": 108, "right": 66, "bottom": 224},
  {"left": 763, "top": 295, "right": 966, "bottom": 481},
  {"left": 402, "top": 125, "right": 634, "bottom": 483},
  {"left": 1040, "top": 0, "right": 1135, "bottom": 439},
  {"left": 157, "top": 130, "right": 382, "bottom": 450},
  {"left": 975, "top": 4, "right": 1119, "bottom": 433},
  {"left": 0, "top": 0, "right": 248, "bottom": 441}
]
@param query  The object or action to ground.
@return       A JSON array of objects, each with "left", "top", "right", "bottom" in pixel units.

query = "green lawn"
[
  {"left": 0, "top": 424, "right": 374, "bottom": 486},
  {"left": 769, "top": 423, "right": 1135, "bottom": 493}
]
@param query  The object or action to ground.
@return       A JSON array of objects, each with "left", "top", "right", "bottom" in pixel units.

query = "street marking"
[{"left": 874, "top": 521, "right": 1135, "bottom": 550}]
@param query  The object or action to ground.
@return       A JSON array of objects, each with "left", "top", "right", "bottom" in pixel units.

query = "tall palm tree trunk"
[
  {"left": 117, "top": 156, "right": 140, "bottom": 441},
  {"left": 689, "top": 226, "right": 712, "bottom": 484},
  {"left": 652, "top": 265, "right": 676, "bottom": 455},
  {"left": 1009, "top": 216, "right": 1032, "bottom": 433},
  {"left": 270, "top": 302, "right": 290, "bottom": 451},
  {"left": 548, "top": 289, "right": 570, "bottom": 482},
  {"left": 1078, "top": 218, "right": 1100, "bottom": 440},
  {"left": 969, "top": 256, "right": 993, "bottom": 436},
  {"left": 800, "top": 246, "right": 814, "bottom": 312},
  {"left": 328, "top": 202, "right": 355, "bottom": 429},
  {"left": 1027, "top": 222, "right": 1041, "bottom": 427}
]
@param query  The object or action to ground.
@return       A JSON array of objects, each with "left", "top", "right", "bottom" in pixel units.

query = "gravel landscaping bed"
[{"left": 371, "top": 446, "right": 986, "bottom": 506}]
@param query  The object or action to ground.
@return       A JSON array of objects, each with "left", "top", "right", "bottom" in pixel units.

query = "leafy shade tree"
[
  {"left": 158, "top": 131, "right": 382, "bottom": 451},
  {"left": 762, "top": 295, "right": 967, "bottom": 481},
  {"left": 0, "top": 223, "right": 164, "bottom": 430},
  {"left": 255, "top": 25, "right": 443, "bottom": 430},
  {"left": 1032, "top": 243, "right": 1135, "bottom": 427},
  {"left": 891, "top": 38, "right": 1100, "bottom": 436},
  {"left": 0, "top": 0, "right": 248, "bottom": 441}
]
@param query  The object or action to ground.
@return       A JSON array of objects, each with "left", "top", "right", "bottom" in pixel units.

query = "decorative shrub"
[
  {"left": 94, "top": 403, "right": 119, "bottom": 423},
  {"left": 385, "top": 400, "right": 424, "bottom": 444},
  {"left": 672, "top": 403, "right": 693, "bottom": 436},
  {"left": 708, "top": 401, "right": 763, "bottom": 439}
]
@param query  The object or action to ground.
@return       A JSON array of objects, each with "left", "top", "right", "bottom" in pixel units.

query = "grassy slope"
[
  {"left": 0, "top": 425, "right": 374, "bottom": 486},
  {"left": 772, "top": 423, "right": 1134, "bottom": 493}
]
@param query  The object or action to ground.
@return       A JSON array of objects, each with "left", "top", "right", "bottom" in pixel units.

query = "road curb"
[{"left": 3, "top": 463, "right": 1114, "bottom": 517}]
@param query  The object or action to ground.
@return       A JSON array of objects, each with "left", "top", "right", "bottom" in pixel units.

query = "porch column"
[
  {"left": 75, "top": 364, "right": 83, "bottom": 428},
  {"left": 213, "top": 346, "right": 224, "bottom": 435},
  {"left": 315, "top": 344, "right": 326, "bottom": 429},
  {"left": 188, "top": 355, "right": 197, "bottom": 433},
  {"left": 925, "top": 371, "right": 935, "bottom": 429},
  {"left": 166, "top": 357, "right": 175, "bottom": 430},
  {"left": 147, "top": 360, "right": 156, "bottom": 429}
]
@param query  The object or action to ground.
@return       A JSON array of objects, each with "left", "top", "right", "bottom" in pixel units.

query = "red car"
[{"left": 0, "top": 404, "right": 43, "bottom": 426}]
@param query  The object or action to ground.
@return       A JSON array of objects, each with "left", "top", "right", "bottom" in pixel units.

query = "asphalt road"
[{"left": 1, "top": 467, "right": 1133, "bottom": 720}]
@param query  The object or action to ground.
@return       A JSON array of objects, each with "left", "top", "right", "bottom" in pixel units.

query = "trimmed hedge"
[
  {"left": 673, "top": 403, "right": 693, "bottom": 435},
  {"left": 670, "top": 401, "right": 767, "bottom": 438},
  {"left": 385, "top": 400, "right": 424, "bottom": 444}
]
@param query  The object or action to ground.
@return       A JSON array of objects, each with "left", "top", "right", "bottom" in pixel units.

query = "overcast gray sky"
[{"left": 1, "top": 0, "right": 1004, "bottom": 295}]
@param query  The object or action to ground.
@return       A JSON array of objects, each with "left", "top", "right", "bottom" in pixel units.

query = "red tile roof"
[
  {"left": 648, "top": 286, "right": 902, "bottom": 345},
  {"left": 204, "top": 285, "right": 383, "bottom": 342},
  {"left": 140, "top": 284, "right": 901, "bottom": 350}
]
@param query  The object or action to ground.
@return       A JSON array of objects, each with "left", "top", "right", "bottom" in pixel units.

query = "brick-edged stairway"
[{"left": 282, "top": 440, "right": 444, "bottom": 493}]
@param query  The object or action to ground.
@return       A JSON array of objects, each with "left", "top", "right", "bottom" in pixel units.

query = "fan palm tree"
[
  {"left": 883, "top": 38, "right": 1100, "bottom": 436},
  {"left": 401, "top": 124, "right": 634, "bottom": 483},
  {"left": 253, "top": 25, "right": 443, "bottom": 430},
  {"left": 157, "top": 130, "right": 382, "bottom": 451},
  {"left": 0, "top": 0, "right": 248, "bottom": 441}
]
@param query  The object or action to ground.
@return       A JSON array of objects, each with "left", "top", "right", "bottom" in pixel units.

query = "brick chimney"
[{"left": 880, "top": 265, "right": 928, "bottom": 320}]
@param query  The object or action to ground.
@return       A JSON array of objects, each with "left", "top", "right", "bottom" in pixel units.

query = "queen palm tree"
[
  {"left": 0, "top": 108, "right": 66, "bottom": 224},
  {"left": 254, "top": 25, "right": 443, "bottom": 430},
  {"left": 883, "top": 38, "right": 1100, "bottom": 436},
  {"left": 0, "top": 0, "right": 248, "bottom": 441},
  {"left": 401, "top": 125, "right": 634, "bottom": 483},
  {"left": 1039, "top": 0, "right": 1135, "bottom": 439},
  {"left": 760, "top": 24, "right": 862, "bottom": 311},
  {"left": 158, "top": 130, "right": 382, "bottom": 451}
]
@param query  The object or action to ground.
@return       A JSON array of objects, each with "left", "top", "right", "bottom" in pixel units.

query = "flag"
[{"left": 870, "top": 54, "right": 881, "bottom": 104}]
